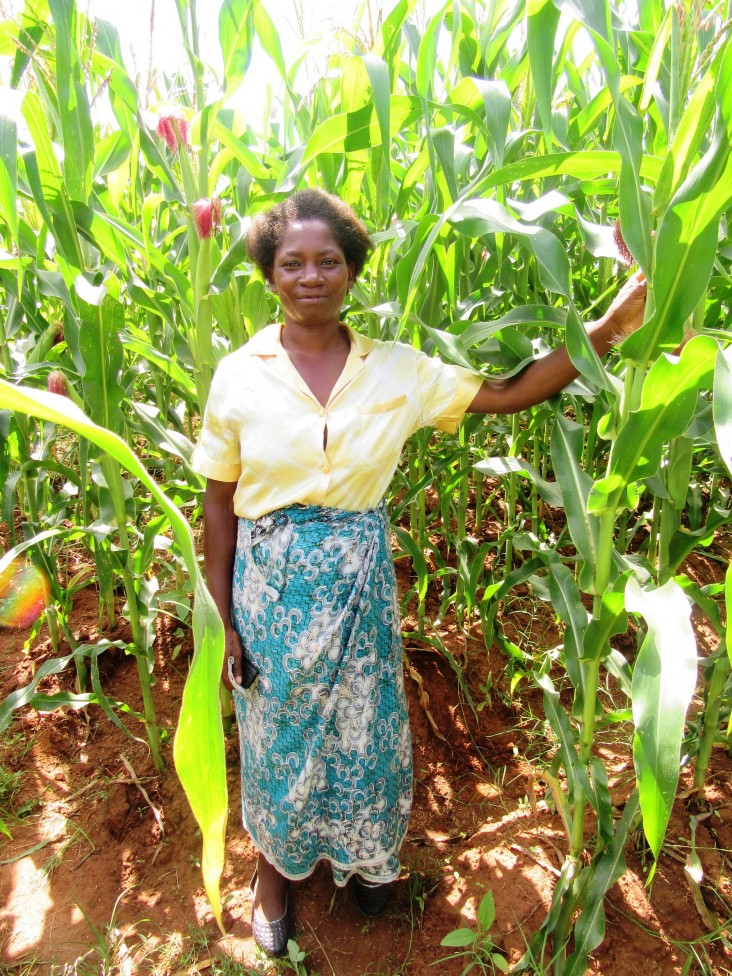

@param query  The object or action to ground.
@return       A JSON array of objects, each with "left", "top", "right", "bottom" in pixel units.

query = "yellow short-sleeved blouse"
[{"left": 191, "top": 323, "right": 483, "bottom": 519}]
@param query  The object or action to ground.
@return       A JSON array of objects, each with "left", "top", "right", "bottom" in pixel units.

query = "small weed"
[
  {"left": 406, "top": 869, "right": 440, "bottom": 925},
  {"left": 42, "top": 819, "right": 95, "bottom": 877},
  {"left": 198, "top": 937, "right": 314, "bottom": 975},
  {"left": 210, "top": 958, "right": 259, "bottom": 975},
  {"left": 358, "top": 963, "right": 409, "bottom": 976},
  {"left": 144, "top": 924, "right": 214, "bottom": 976},
  {"left": 0, "top": 764, "right": 24, "bottom": 837},
  {"left": 475, "top": 672, "right": 493, "bottom": 711},
  {"left": 277, "top": 938, "right": 311, "bottom": 975},
  {"left": 72, "top": 890, "right": 146, "bottom": 976},
  {"left": 186, "top": 921, "right": 216, "bottom": 956},
  {"left": 679, "top": 942, "right": 732, "bottom": 976},
  {"left": 672, "top": 917, "right": 732, "bottom": 976},
  {"left": 13, "top": 795, "right": 41, "bottom": 820},
  {"left": 0, "top": 764, "right": 22, "bottom": 810},
  {"left": 146, "top": 927, "right": 316, "bottom": 976},
  {"left": 0, "top": 952, "right": 42, "bottom": 976},
  {"left": 435, "top": 891, "right": 509, "bottom": 975},
  {"left": 0, "top": 730, "right": 35, "bottom": 765}
]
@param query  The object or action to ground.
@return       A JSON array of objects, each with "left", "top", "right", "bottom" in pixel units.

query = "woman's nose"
[{"left": 301, "top": 263, "right": 323, "bottom": 283}]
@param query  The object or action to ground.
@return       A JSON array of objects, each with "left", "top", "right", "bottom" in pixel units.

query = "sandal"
[
  {"left": 249, "top": 869, "right": 291, "bottom": 957},
  {"left": 352, "top": 876, "right": 392, "bottom": 918}
]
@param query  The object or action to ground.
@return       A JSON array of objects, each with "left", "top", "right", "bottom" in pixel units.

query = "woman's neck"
[{"left": 280, "top": 320, "right": 349, "bottom": 356}]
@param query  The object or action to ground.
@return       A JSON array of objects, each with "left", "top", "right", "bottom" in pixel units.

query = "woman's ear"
[{"left": 347, "top": 265, "right": 356, "bottom": 291}]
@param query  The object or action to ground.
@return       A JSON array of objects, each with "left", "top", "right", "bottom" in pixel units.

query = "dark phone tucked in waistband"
[{"left": 227, "top": 652, "right": 260, "bottom": 690}]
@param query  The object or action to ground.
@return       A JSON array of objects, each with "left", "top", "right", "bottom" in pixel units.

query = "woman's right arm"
[{"left": 203, "top": 477, "right": 244, "bottom": 690}]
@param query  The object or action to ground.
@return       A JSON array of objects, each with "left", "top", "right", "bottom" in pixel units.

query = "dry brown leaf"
[
  {"left": 406, "top": 661, "right": 448, "bottom": 742},
  {"left": 684, "top": 852, "right": 719, "bottom": 932}
]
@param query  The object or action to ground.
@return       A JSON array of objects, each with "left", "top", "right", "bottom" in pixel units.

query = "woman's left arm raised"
[{"left": 467, "top": 272, "right": 647, "bottom": 416}]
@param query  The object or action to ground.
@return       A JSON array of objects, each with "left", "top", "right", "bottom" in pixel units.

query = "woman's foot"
[
  {"left": 253, "top": 853, "right": 290, "bottom": 920},
  {"left": 352, "top": 876, "right": 392, "bottom": 918},
  {"left": 250, "top": 854, "right": 291, "bottom": 956}
]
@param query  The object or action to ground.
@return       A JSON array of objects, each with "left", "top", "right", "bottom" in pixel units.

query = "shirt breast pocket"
[{"left": 356, "top": 395, "right": 409, "bottom": 463}]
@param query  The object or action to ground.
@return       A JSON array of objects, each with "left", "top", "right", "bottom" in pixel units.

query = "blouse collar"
[{"left": 243, "top": 322, "right": 375, "bottom": 359}]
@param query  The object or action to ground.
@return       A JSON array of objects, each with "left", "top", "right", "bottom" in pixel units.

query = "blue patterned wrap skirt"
[{"left": 230, "top": 502, "right": 413, "bottom": 885}]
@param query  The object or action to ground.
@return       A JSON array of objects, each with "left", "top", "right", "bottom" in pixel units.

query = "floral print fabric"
[{"left": 230, "top": 502, "right": 412, "bottom": 885}]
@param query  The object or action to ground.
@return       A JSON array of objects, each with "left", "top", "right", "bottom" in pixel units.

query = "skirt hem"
[{"left": 242, "top": 813, "right": 407, "bottom": 887}]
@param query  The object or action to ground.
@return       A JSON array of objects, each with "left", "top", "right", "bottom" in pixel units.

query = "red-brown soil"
[{"left": 1, "top": 544, "right": 731, "bottom": 975}]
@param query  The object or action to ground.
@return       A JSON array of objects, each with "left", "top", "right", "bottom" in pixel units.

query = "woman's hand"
[
  {"left": 603, "top": 270, "right": 647, "bottom": 342},
  {"left": 223, "top": 624, "right": 245, "bottom": 690}
]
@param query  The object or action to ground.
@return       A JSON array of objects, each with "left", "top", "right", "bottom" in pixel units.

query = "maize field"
[{"left": 0, "top": 0, "right": 731, "bottom": 973}]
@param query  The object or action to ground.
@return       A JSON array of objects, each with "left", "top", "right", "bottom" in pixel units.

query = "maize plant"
[{"left": 1, "top": 0, "right": 731, "bottom": 967}]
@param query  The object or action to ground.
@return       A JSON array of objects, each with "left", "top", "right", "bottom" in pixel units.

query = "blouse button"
[{"left": 321, "top": 461, "right": 330, "bottom": 473}]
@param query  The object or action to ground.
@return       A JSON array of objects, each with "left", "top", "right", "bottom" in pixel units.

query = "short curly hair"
[{"left": 246, "top": 189, "right": 373, "bottom": 280}]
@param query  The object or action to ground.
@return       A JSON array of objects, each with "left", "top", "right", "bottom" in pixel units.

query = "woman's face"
[{"left": 270, "top": 219, "right": 355, "bottom": 329}]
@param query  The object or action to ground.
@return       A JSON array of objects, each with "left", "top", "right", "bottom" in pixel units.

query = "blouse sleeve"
[
  {"left": 191, "top": 362, "right": 243, "bottom": 482},
  {"left": 415, "top": 354, "right": 483, "bottom": 434}
]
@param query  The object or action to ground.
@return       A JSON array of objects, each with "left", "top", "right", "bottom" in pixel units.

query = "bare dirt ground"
[{"left": 1, "top": 540, "right": 731, "bottom": 975}]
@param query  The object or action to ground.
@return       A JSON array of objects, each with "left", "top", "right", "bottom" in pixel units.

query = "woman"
[{"left": 191, "top": 189, "right": 646, "bottom": 956}]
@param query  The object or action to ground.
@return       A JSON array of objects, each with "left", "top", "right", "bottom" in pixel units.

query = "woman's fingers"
[
  {"left": 607, "top": 270, "right": 647, "bottom": 337},
  {"left": 223, "top": 630, "right": 244, "bottom": 690},
  {"left": 614, "top": 270, "right": 646, "bottom": 306}
]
